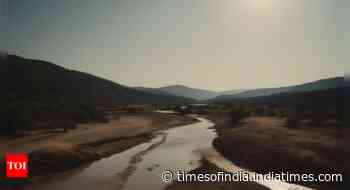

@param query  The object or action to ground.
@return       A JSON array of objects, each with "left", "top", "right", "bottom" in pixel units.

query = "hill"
[
  {"left": 134, "top": 87, "right": 177, "bottom": 97},
  {"left": 156, "top": 85, "right": 218, "bottom": 100},
  {"left": 210, "top": 77, "right": 344, "bottom": 102},
  {"left": 136, "top": 85, "right": 246, "bottom": 101},
  {"left": 218, "top": 89, "right": 247, "bottom": 96},
  {"left": 0, "top": 55, "right": 194, "bottom": 107},
  {"left": 0, "top": 54, "right": 194, "bottom": 134},
  {"left": 211, "top": 87, "right": 344, "bottom": 126}
]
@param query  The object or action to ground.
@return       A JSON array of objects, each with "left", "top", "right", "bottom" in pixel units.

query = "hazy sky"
[{"left": 2, "top": 0, "right": 349, "bottom": 91}]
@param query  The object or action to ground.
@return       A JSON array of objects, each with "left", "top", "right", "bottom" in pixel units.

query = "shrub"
[
  {"left": 0, "top": 102, "right": 108, "bottom": 135},
  {"left": 57, "top": 120, "right": 77, "bottom": 132},
  {"left": 37, "top": 120, "right": 77, "bottom": 132},
  {"left": 286, "top": 117, "right": 298, "bottom": 128},
  {"left": 80, "top": 105, "right": 107, "bottom": 122},
  {"left": 0, "top": 103, "right": 35, "bottom": 135},
  {"left": 230, "top": 107, "right": 250, "bottom": 124},
  {"left": 286, "top": 107, "right": 299, "bottom": 128},
  {"left": 310, "top": 110, "right": 327, "bottom": 126},
  {"left": 274, "top": 109, "right": 287, "bottom": 118}
]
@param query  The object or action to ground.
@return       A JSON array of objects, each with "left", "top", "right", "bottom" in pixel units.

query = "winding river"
[{"left": 28, "top": 116, "right": 312, "bottom": 190}]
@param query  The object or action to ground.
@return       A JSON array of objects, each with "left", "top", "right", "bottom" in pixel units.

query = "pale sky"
[{"left": 2, "top": 0, "right": 348, "bottom": 91}]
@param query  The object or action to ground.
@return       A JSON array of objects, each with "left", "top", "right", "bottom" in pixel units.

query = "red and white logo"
[{"left": 6, "top": 153, "right": 29, "bottom": 178}]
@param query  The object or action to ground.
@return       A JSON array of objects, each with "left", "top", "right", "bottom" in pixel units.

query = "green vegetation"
[
  {"left": 211, "top": 87, "right": 343, "bottom": 128},
  {"left": 229, "top": 106, "right": 250, "bottom": 124},
  {"left": 0, "top": 102, "right": 107, "bottom": 135}
]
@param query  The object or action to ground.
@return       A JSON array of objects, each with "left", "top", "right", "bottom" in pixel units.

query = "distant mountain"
[
  {"left": 135, "top": 85, "right": 246, "bottom": 101},
  {"left": 218, "top": 89, "right": 247, "bottom": 96},
  {"left": 210, "top": 77, "right": 344, "bottom": 103},
  {"left": 0, "top": 55, "right": 194, "bottom": 107},
  {"left": 134, "top": 87, "right": 175, "bottom": 97},
  {"left": 156, "top": 85, "right": 220, "bottom": 100}
]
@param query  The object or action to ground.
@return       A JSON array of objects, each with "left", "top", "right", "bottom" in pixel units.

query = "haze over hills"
[
  {"left": 0, "top": 54, "right": 194, "bottom": 107},
  {"left": 134, "top": 87, "right": 177, "bottom": 97},
  {"left": 135, "top": 85, "right": 246, "bottom": 101},
  {"left": 218, "top": 89, "right": 248, "bottom": 96},
  {"left": 157, "top": 85, "right": 218, "bottom": 100},
  {"left": 210, "top": 77, "right": 344, "bottom": 103},
  {"left": 136, "top": 77, "right": 343, "bottom": 102}
]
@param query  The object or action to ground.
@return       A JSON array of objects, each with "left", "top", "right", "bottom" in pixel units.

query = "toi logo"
[{"left": 6, "top": 154, "right": 29, "bottom": 178}]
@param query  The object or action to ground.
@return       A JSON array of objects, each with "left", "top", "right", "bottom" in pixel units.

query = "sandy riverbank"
[
  {"left": 0, "top": 112, "right": 198, "bottom": 179},
  {"left": 208, "top": 114, "right": 350, "bottom": 190}
]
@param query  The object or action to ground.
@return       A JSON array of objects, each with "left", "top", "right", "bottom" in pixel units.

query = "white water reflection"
[{"left": 154, "top": 110, "right": 177, "bottom": 114}]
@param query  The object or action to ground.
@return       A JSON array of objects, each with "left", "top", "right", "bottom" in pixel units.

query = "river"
[{"left": 28, "top": 116, "right": 312, "bottom": 190}]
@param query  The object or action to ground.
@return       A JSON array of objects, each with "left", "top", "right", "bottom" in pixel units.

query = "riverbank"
[
  {"left": 0, "top": 112, "right": 198, "bottom": 180},
  {"left": 208, "top": 113, "right": 350, "bottom": 190},
  {"left": 166, "top": 159, "right": 270, "bottom": 190}
]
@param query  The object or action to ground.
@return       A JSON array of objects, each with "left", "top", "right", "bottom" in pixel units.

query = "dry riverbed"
[{"left": 0, "top": 112, "right": 197, "bottom": 181}]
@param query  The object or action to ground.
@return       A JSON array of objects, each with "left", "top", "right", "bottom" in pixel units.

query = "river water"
[{"left": 28, "top": 116, "right": 312, "bottom": 190}]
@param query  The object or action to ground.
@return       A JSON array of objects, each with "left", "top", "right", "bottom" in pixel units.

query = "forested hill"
[{"left": 0, "top": 54, "right": 194, "bottom": 107}]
